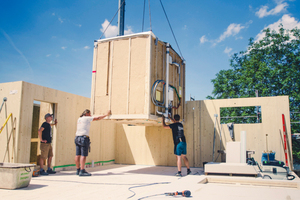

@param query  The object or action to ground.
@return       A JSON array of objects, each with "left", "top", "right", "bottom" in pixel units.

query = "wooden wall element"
[
  {"left": 0, "top": 81, "right": 22, "bottom": 163},
  {"left": 91, "top": 32, "right": 185, "bottom": 126},
  {"left": 185, "top": 96, "right": 293, "bottom": 169},
  {"left": 0, "top": 81, "right": 115, "bottom": 167},
  {"left": 115, "top": 124, "right": 177, "bottom": 166},
  {"left": 1, "top": 82, "right": 292, "bottom": 169}
]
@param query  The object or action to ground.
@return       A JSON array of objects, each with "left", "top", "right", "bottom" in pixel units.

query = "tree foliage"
[{"left": 208, "top": 25, "right": 300, "bottom": 134}]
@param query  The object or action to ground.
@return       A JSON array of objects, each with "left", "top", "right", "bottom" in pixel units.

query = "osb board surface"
[{"left": 185, "top": 96, "right": 292, "bottom": 168}]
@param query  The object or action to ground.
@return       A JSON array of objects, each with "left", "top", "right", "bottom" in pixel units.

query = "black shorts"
[{"left": 75, "top": 136, "right": 90, "bottom": 157}]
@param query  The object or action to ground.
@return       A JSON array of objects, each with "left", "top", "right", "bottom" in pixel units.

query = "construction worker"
[
  {"left": 38, "top": 113, "right": 57, "bottom": 175},
  {"left": 162, "top": 114, "right": 191, "bottom": 176},
  {"left": 75, "top": 109, "right": 111, "bottom": 176}
]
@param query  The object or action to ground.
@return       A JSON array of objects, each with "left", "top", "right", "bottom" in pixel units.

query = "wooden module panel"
[{"left": 92, "top": 32, "right": 185, "bottom": 125}]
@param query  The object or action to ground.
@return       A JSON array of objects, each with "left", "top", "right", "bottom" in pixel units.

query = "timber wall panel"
[
  {"left": 184, "top": 96, "right": 292, "bottom": 169},
  {"left": 111, "top": 39, "right": 130, "bottom": 115},
  {"left": 115, "top": 124, "right": 177, "bottom": 166},
  {"left": 95, "top": 42, "right": 110, "bottom": 97},
  {"left": 0, "top": 81, "right": 22, "bottom": 163},
  {"left": 128, "top": 37, "right": 148, "bottom": 115},
  {"left": 0, "top": 81, "right": 115, "bottom": 167}
]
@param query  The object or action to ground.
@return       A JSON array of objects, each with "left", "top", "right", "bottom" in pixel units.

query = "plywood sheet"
[
  {"left": 128, "top": 37, "right": 148, "bottom": 114},
  {"left": 111, "top": 39, "right": 130, "bottom": 115}
]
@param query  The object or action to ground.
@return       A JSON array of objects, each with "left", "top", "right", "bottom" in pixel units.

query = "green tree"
[
  {"left": 208, "top": 25, "right": 300, "bottom": 133},
  {"left": 208, "top": 25, "right": 300, "bottom": 163}
]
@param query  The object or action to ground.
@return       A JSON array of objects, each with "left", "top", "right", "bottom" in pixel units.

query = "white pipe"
[
  {"left": 91, "top": 41, "right": 98, "bottom": 115},
  {"left": 165, "top": 43, "right": 170, "bottom": 116},
  {"left": 240, "top": 131, "right": 247, "bottom": 163}
]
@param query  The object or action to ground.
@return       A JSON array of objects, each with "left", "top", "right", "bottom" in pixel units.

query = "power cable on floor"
[{"left": 127, "top": 182, "right": 170, "bottom": 199}]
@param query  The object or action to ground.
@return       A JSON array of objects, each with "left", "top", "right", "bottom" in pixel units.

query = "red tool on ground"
[{"left": 282, "top": 114, "right": 288, "bottom": 167}]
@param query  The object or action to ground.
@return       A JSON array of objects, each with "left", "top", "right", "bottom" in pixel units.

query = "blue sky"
[{"left": 0, "top": 0, "right": 299, "bottom": 100}]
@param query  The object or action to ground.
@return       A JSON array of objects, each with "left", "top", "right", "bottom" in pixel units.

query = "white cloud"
[
  {"left": 100, "top": 19, "right": 134, "bottom": 38},
  {"left": 58, "top": 18, "right": 63, "bottom": 23},
  {"left": 75, "top": 24, "right": 82, "bottom": 28},
  {"left": 46, "top": 54, "right": 51, "bottom": 57},
  {"left": 183, "top": 25, "right": 187, "bottom": 30},
  {"left": 218, "top": 23, "right": 245, "bottom": 43},
  {"left": 84, "top": 46, "right": 90, "bottom": 50},
  {"left": 124, "top": 26, "right": 134, "bottom": 35},
  {"left": 255, "top": 14, "right": 300, "bottom": 42},
  {"left": 61, "top": 46, "right": 67, "bottom": 50},
  {"left": 56, "top": 54, "right": 60, "bottom": 57},
  {"left": 52, "top": 13, "right": 55, "bottom": 16},
  {"left": 224, "top": 47, "right": 233, "bottom": 55},
  {"left": 200, "top": 35, "right": 208, "bottom": 44},
  {"left": 51, "top": 36, "right": 57, "bottom": 39},
  {"left": 256, "top": 1, "right": 288, "bottom": 18}
]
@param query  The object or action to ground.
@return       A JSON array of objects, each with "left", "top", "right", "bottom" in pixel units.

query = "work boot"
[
  {"left": 79, "top": 169, "right": 91, "bottom": 176},
  {"left": 175, "top": 171, "right": 182, "bottom": 177},
  {"left": 76, "top": 168, "right": 80, "bottom": 175},
  {"left": 47, "top": 168, "right": 56, "bottom": 174},
  {"left": 187, "top": 168, "right": 191, "bottom": 175},
  {"left": 40, "top": 169, "right": 48, "bottom": 175}
]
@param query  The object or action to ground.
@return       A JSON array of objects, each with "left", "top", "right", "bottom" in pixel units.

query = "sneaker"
[
  {"left": 40, "top": 169, "right": 49, "bottom": 175},
  {"left": 175, "top": 172, "right": 182, "bottom": 177},
  {"left": 47, "top": 168, "right": 56, "bottom": 174},
  {"left": 76, "top": 168, "right": 80, "bottom": 175},
  {"left": 187, "top": 169, "right": 191, "bottom": 175},
  {"left": 79, "top": 169, "right": 91, "bottom": 176}
]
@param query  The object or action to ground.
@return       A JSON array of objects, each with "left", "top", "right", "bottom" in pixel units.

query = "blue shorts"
[
  {"left": 75, "top": 136, "right": 90, "bottom": 157},
  {"left": 174, "top": 142, "right": 187, "bottom": 156}
]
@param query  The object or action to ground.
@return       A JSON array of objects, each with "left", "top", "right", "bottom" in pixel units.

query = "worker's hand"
[
  {"left": 54, "top": 119, "right": 57, "bottom": 124},
  {"left": 162, "top": 115, "right": 165, "bottom": 120},
  {"left": 41, "top": 140, "right": 47, "bottom": 143},
  {"left": 107, "top": 110, "right": 111, "bottom": 116}
]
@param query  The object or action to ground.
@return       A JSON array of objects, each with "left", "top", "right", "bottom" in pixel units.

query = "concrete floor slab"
[{"left": 0, "top": 164, "right": 299, "bottom": 200}]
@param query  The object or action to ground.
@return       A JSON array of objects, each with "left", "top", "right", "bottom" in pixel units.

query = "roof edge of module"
[{"left": 95, "top": 31, "right": 156, "bottom": 43}]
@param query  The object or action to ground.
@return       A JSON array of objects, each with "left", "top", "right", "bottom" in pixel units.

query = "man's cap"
[{"left": 44, "top": 113, "right": 53, "bottom": 119}]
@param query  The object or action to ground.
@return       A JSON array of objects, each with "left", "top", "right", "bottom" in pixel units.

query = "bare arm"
[
  {"left": 38, "top": 127, "right": 47, "bottom": 143},
  {"left": 168, "top": 113, "right": 175, "bottom": 123},
  {"left": 93, "top": 110, "right": 111, "bottom": 121},
  {"left": 162, "top": 115, "right": 170, "bottom": 129},
  {"left": 50, "top": 119, "right": 57, "bottom": 126}
]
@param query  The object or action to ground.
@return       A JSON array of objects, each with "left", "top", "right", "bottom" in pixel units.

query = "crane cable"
[
  {"left": 99, "top": 0, "right": 126, "bottom": 39},
  {"left": 159, "top": 0, "right": 184, "bottom": 60}
]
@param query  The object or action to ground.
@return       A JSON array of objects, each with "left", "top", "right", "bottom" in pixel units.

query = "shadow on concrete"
[{"left": 18, "top": 184, "right": 48, "bottom": 190}]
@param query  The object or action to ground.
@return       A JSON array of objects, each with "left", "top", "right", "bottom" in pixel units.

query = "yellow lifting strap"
[{"left": 0, "top": 113, "right": 12, "bottom": 134}]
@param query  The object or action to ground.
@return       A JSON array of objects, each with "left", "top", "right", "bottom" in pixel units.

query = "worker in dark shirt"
[
  {"left": 38, "top": 113, "right": 57, "bottom": 175},
  {"left": 162, "top": 114, "right": 191, "bottom": 176}
]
